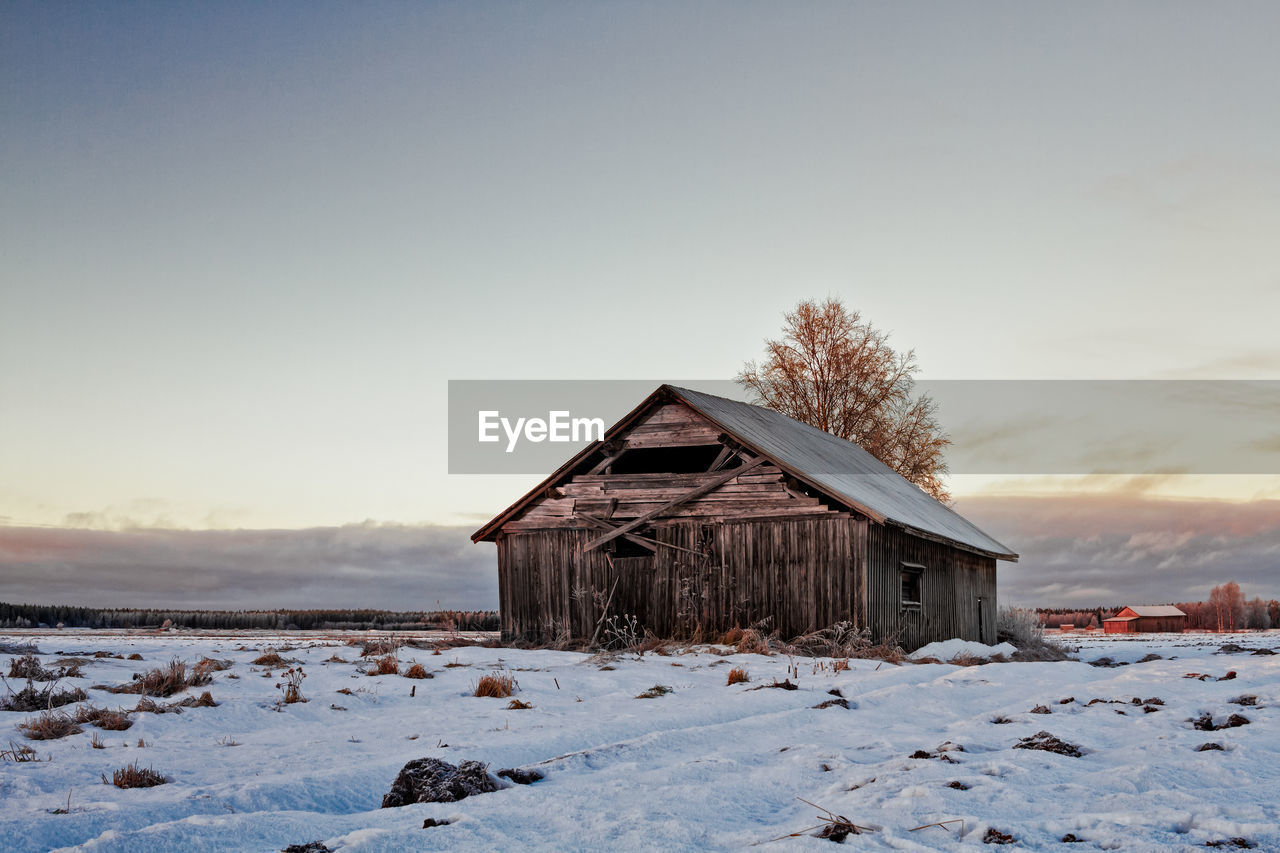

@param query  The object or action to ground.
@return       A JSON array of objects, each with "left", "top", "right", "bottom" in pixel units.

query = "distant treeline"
[
  {"left": 0, "top": 601, "right": 499, "bottom": 632},
  {"left": 1038, "top": 583, "right": 1278, "bottom": 632}
]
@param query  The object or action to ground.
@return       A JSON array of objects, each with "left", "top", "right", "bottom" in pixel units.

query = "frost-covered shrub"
[
  {"left": 997, "top": 607, "right": 1044, "bottom": 647},
  {"left": 998, "top": 607, "right": 1072, "bottom": 661}
]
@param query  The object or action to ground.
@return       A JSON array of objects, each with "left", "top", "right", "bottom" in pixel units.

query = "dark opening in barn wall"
[{"left": 607, "top": 444, "right": 728, "bottom": 475}]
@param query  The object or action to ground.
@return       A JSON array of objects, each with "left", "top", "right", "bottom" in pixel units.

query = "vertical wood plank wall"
[
  {"left": 497, "top": 516, "right": 869, "bottom": 641},
  {"left": 865, "top": 524, "right": 997, "bottom": 648},
  {"left": 499, "top": 519, "right": 996, "bottom": 648}
]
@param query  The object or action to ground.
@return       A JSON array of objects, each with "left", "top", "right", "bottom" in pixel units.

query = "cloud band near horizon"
[{"left": 1, "top": 493, "right": 1276, "bottom": 612}]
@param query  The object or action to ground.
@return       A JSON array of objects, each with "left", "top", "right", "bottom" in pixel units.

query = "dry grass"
[
  {"left": 638, "top": 634, "right": 675, "bottom": 656},
  {"left": 73, "top": 705, "right": 134, "bottom": 731},
  {"left": 94, "top": 709, "right": 133, "bottom": 730},
  {"left": 473, "top": 672, "right": 518, "bottom": 698},
  {"left": 17, "top": 710, "right": 83, "bottom": 740},
  {"left": 173, "top": 691, "right": 218, "bottom": 708},
  {"left": 194, "top": 658, "right": 233, "bottom": 674},
  {"left": 2, "top": 740, "right": 42, "bottom": 762},
  {"left": 777, "top": 623, "right": 912, "bottom": 664},
  {"left": 718, "top": 626, "right": 746, "bottom": 646},
  {"left": 360, "top": 639, "right": 398, "bottom": 658},
  {"left": 324, "top": 654, "right": 348, "bottom": 664},
  {"left": 90, "top": 731, "right": 106, "bottom": 749},
  {"left": 770, "top": 797, "right": 871, "bottom": 843},
  {"left": 403, "top": 663, "right": 430, "bottom": 679},
  {"left": 8, "top": 654, "right": 56, "bottom": 681},
  {"left": 506, "top": 698, "right": 533, "bottom": 709},
  {"left": 252, "top": 652, "right": 287, "bottom": 667},
  {"left": 134, "top": 696, "right": 180, "bottom": 715},
  {"left": 636, "top": 684, "right": 673, "bottom": 699},
  {"left": 102, "top": 659, "right": 212, "bottom": 698},
  {"left": 368, "top": 655, "right": 399, "bottom": 676},
  {"left": 735, "top": 628, "right": 773, "bottom": 655},
  {"left": 127, "top": 653, "right": 144, "bottom": 661},
  {"left": 726, "top": 667, "right": 750, "bottom": 685},
  {"left": 0, "top": 679, "right": 88, "bottom": 712},
  {"left": 103, "top": 761, "right": 167, "bottom": 788}
]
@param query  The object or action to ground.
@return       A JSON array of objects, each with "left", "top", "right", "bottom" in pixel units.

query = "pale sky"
[{"left": 3, "top": 2, "right": 1279, "bottom": 608}]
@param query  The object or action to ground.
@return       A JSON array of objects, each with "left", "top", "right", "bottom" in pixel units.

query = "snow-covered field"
[{"left": 2, "top": 630, "right": 1277, "bottom": 852}]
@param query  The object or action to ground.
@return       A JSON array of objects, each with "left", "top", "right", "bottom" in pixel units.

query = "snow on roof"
[
  {"left": 1103, "top": 615, "right": 1140, "bottom": 622},
  {"left": 669, "top": 386, "right": 1017, "bottom": 559},
  {"left": 1123, "top": 605, "right": 1187, "bottom": 618},
  {"left": 474, "top": 384, "right": 1019, "bottom": 560}
]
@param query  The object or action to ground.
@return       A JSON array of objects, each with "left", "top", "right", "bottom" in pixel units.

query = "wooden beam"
[
  {"left": 588, "top": 554, "right": 621, "bottom": 649},
  {"left": 582, "top": 455, "right": 766, "bottom": 552},
  {"left": 586, "top": 450, "right": 625, "bottom": 476},
  {"left": 579, "top": 514, "right": 706, "bottom": 556},
  {"left": 707, "top": 445, "right": 734, "bottom": 472},
  {"left": 577, "top": 513, "right": 657, "bottom": 552}
]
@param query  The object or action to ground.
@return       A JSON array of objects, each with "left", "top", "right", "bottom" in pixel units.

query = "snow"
[
  {"left": 1, "top": 630, "right": 1277, "bottom": 851},
  {"left": 908, "top": 640, "right": 1018, "bottom": 661}
]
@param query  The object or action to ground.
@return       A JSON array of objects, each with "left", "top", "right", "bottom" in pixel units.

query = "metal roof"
[
  {"left": 666, "top": 386, "right": 1017, "bottom": 560},
  {"left": 473, "top": 384, "right": 1019, "bottom": 560},
  {"left": 1121, "top": 605, "right": 1186, "bottom": 618}
]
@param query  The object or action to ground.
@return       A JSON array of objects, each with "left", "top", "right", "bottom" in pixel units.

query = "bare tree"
[
  {"left": 737, "top": 298, "right": 951, "bottom": 501},
  {"left": 1208, "top": 581, "right": 1245, "bottom": 632},
  {"left": 1245, "top": 597, "right": 1272, "bottom": 630}
]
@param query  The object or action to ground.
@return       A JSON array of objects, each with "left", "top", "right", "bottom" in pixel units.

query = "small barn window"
[{"left": 900, "top": 562, "right": 923, "bottom": 609}]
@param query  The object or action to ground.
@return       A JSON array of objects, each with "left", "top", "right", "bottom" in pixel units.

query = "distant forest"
[
  {"left": 0, "top": 602, "right": 499, "bottom": 632},
  {"left": 1037, "top": 582, "right": 1278, "bottom": 632}
]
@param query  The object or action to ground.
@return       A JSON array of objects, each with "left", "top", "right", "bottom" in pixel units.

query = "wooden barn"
[
  {"left": 1102, "top": 605, "right": 1187, "bottom": 634},
  {"left": 472, "top": 385, "right": 1018, "bottom": 650}
]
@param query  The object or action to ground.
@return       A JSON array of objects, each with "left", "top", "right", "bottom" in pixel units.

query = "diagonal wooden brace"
[
  {"left": 577, "top": 513, "right": 657, "bottom": 552},
  {"left": 581, "top": 455, "right": 766, "bottom": 552}
]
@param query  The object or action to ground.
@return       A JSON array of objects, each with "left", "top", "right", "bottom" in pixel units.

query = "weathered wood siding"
[
  {"left": 491, "top": 398, "right": 1003, "bottom": 650},
  {"left": 865, "top": 524, "right": 997, "bottom": 649},
  {"left": 504, "top": 464, "right": 832, "bottom": 531},
  {"left": 497, "top": 516, "right": 869, "bottom": 642}
]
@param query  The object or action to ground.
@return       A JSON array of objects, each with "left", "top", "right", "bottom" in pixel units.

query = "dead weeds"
[
  {"left": 473, "top": 672, "right": 517, "bottom": 698},
  {"left": 103, "top": 761, "right": 167, "bottom": 788}
]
